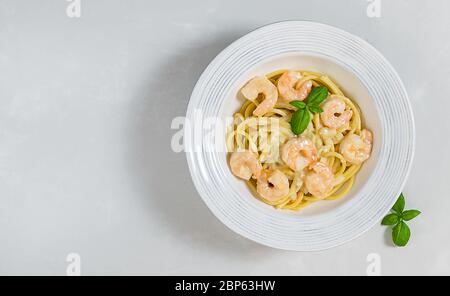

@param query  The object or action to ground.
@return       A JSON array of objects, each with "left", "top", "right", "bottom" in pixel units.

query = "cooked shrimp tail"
[
  {"left": 281, "top": 136, "right": 318, "bottom": 172},
  {"left": 320, "top": 96, "right": 353, "bottom": 129},
  {"left": 241, "top": 77, "right": 278, "bottom": 117},
  {"left": 339, "top": 129, "right": 373, "bottom": 165},
  {"left": 277, "top": 71, "right": 313, "bottom": 102},
  {"left": 257, "top": 169, "right": 290, "bottom": 201},
  {"left": 230, "top": 151, "right": 262, "bottom": 180}
]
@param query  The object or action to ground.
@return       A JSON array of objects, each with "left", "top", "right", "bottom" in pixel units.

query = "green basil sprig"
[
  {"left": 306, "top": 86, "right": 328, "bottom": 106},
  {"left": 289, "top": 86, "right": 328, "bottom": 135},
  {"left": 290, "top": 108, "right": 310, "bottom": 135},
  {"left": 382, "top": 193, "right": 421, "bottom": 247}
]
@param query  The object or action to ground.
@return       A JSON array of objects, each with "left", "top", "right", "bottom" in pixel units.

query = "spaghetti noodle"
[{"left": 226, "top": 70, "right": 373, "bottom": 211}]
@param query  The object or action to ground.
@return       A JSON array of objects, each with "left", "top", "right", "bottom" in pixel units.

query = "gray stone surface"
[{"left": 0, "top": 0, "right": 448, "bottom": 275}]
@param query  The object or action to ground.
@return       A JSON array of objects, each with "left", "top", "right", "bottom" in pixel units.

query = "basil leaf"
[
  {"left": 402, "top": 210, "right": 421, "bottom": 221},
  {"left": 382, "top": 193, "right": 420, "bottom": 248},
  {"left": 381, "top": 214, "right": 400, "bottom": 226},
  {"left": 308, "top": 105, "right": 324, "bottom": 114},
  {"left": 290, "top": 108, "right": 310, "bottom": 135},
  {"left": 392, "top": 221, "right": 411, "bottom": 247},
  {"left": 306, "top": 86, "right": 328, "bottom": 106},
  {"left": 392, "top": 193, "right": 406, "bottom": 214},
  {"left": 289, "top": 101, "right": 306, "bottom": 109}
]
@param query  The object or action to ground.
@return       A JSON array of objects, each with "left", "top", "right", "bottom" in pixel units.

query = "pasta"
[{"left": 226, "top": 69, "right": 373, "bottom": 211}]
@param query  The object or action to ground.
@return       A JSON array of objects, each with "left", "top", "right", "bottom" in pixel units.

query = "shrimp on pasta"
[{"left": 227, "top": 69, "right": 373, "bottom": 212}]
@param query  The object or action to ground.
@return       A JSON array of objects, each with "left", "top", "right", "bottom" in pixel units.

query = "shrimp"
[
  {"left": 304, "top": 162, "right": 334, "bottom": 197},
  {"left": 257, "top": 169, "right": 290, "bottom": 201},
  {"left": 339, "top": 129, "right": 373, "bottom": 165},
  {"left": 320, "top": 96, "right": 353, "bottom": 129},
  {"left": 277, "top": 71, "right": 313, "bottom": 102},
  {"left": 281, "top": 136, "right": 318, "bottom": 172},
  {"left": 241, "top": 76, "right": 278, "bottom": 117},
  {"left": 229, "top": 151, "right": 262, "bottom": 181}
]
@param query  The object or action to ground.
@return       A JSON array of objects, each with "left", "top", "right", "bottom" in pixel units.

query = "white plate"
[{"left": 185, "top": 21, "right": 415, "bottom": 251}]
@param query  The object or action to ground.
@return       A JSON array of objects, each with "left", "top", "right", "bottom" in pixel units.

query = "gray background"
[{"left": 0, "top": 0, "right": 449, "bottom": 275}]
